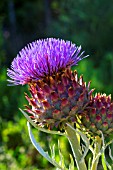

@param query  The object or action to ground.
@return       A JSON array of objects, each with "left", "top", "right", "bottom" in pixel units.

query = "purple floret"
[{"left": 7, "top": 38, "right": 87, "bottom": 85}]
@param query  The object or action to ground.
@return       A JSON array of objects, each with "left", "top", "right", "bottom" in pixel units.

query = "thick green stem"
[
  {"left": 65, "top": 124, "right": 87, "bottom": 170},
  {"left": 91, "top": 136, "right": 102, "bottom": 170}
]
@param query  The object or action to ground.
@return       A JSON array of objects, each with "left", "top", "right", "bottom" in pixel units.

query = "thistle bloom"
[
  {"left": 80, "top": 93, "right": 113, "bottom": 136},
  {"left": 7, "top": 38, "right": 92, "bottom": 129},
  {"left": 7, "top": 38, "right": 86, "bottom": 85}
]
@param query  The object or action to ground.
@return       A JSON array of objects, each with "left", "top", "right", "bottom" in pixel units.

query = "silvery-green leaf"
[
  {"left": 66, "top": 123, "right": 89, "bottom": 163},
  {"left": 58, "top": 140, "right": 67, "bottom": 169},
  {"left": 109, "top": 146, "right": 113, "bottom": 161},
  {"left": 76, "top": 130, "right": 89, "bottom": 163},
  {"left": 50, "top": 144, "right": 56, "bottom": 160},
  {"left": 27, "top": 121, "right": 64, "bottom": 170}
]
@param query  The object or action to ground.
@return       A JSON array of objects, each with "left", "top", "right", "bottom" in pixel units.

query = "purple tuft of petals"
[{"left": 7, "top": 38, "right": 88, "bottom": 85}]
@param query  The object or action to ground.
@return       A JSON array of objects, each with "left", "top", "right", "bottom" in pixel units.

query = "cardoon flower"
[
  {"left": 7, "top": 38, "right": 92, "bottom": 130},
  {"left": 80, "top": 93, "right": 113, "bottom": 136}
]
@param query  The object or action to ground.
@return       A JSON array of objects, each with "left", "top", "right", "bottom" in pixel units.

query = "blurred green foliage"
[{"left": 1, "top": 0, "right": 113, "bottom": 169}]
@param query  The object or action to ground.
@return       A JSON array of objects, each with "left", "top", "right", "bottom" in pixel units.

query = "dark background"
[{"left": 1, "top": 0, "right": 113, "bottom": 169}]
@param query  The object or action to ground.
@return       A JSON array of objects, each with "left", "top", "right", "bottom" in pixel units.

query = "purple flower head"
[{"left": 7, "top": 38, "right": 87, "bottom": 85}]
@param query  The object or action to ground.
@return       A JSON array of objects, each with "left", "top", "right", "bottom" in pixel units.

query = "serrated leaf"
[
  {"left": 50, "top": 144, "right": 56, "bottom": 160},
  {"left": 58, "top": 140, "right": 67, "bottom": 169},
  {"left": 109, "top": 146, "right": 113, "bottom": 161},
  {"left": 27, "top": 122, "right": 64, "bottom": 170},
  {"left": 66, "top": 123, "right": 89, "bottom": 163},
  {"left": 76, "top": 130, "right": 89, "bottom": 163}
]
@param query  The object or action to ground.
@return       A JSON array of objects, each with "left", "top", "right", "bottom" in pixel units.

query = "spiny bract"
[
  {"left": 25, "top": 68, "right": 93, "bottom": 129},
  {"left": 80, "top": 93, "right": 113, "bottom": 136}
]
